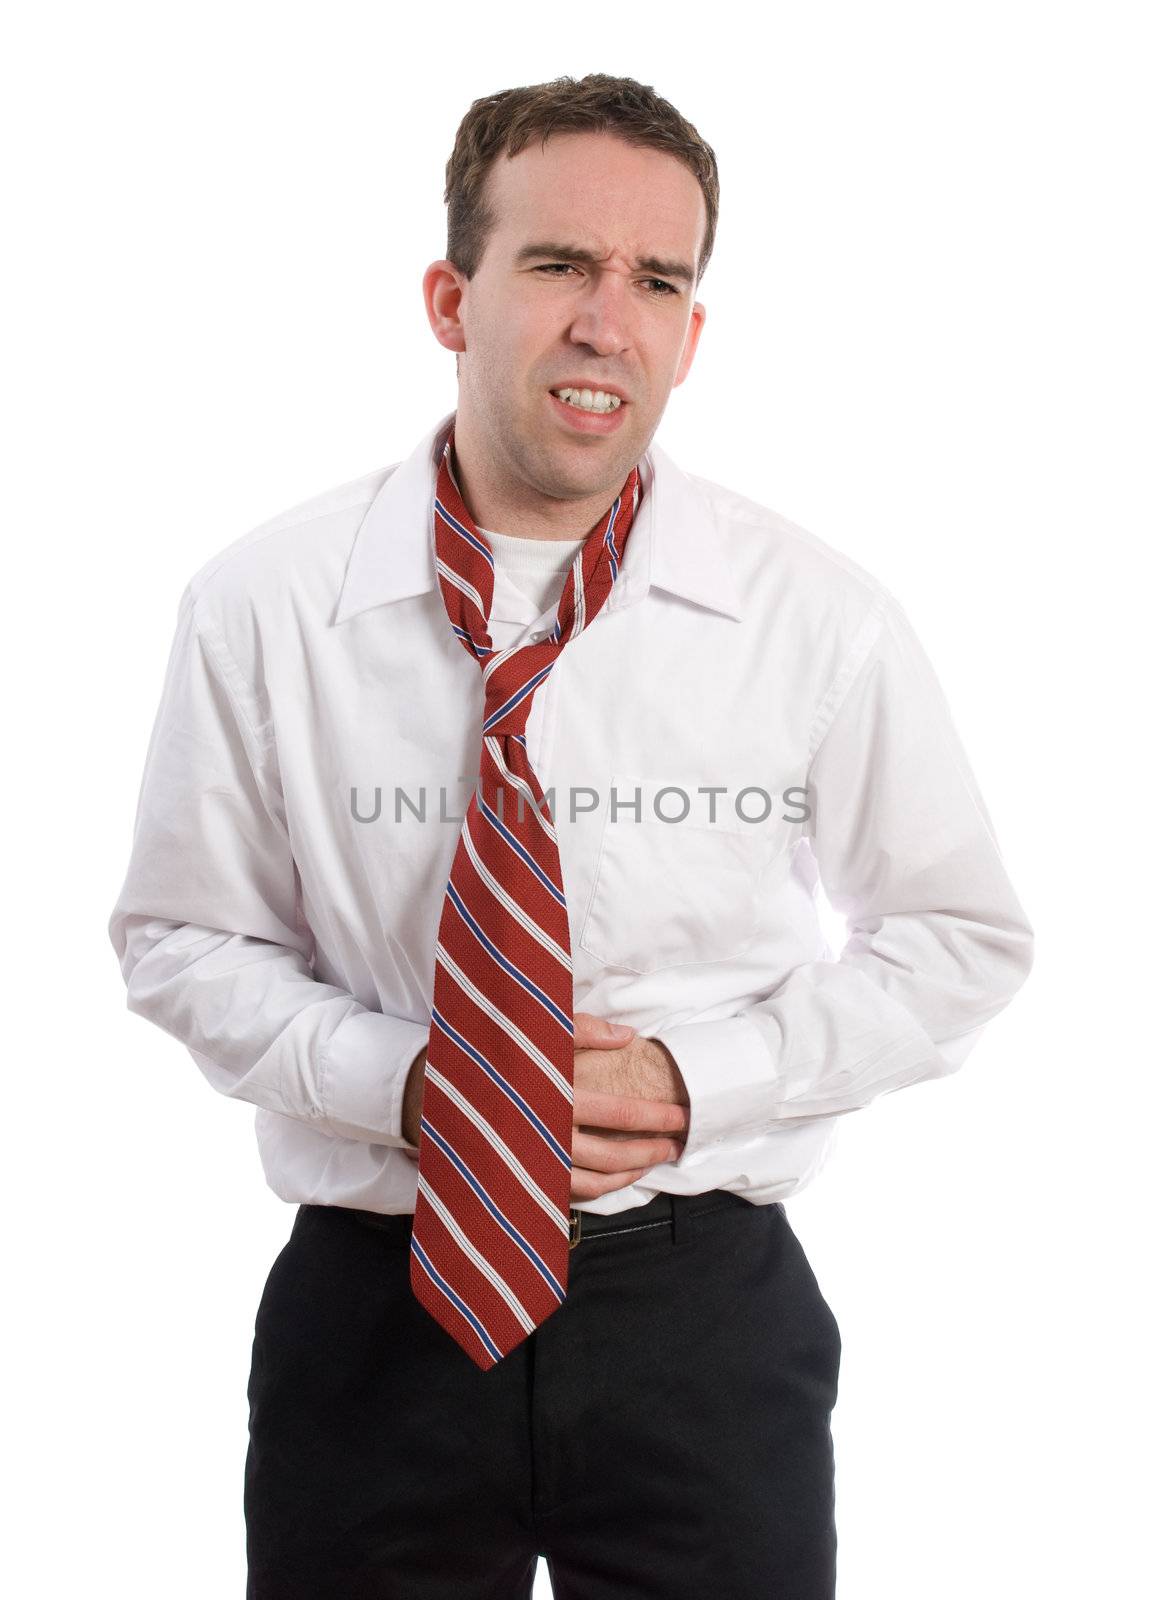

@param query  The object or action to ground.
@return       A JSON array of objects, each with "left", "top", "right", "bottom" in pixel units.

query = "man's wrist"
[
  {"left": 401, "top": 1044, "right": 427, "bottom": 1148},
  {"left": 638, "top": 1035, "right": 689, "bottom": 1105}
]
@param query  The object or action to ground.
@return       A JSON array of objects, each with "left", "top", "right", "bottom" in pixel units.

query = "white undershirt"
[{"left": 477, "top": 525, "right": 586, "bottom": 618}]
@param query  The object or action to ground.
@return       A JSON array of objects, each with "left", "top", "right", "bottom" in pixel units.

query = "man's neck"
[{"left": 449, "top": 427, "right": 628, "bottom": 543}]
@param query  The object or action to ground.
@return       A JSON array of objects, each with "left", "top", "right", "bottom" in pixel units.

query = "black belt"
[
  {"left": 566, "top": 1187, "right": 759, "bottom": 1248},
  {"left": 332, "top": 1187, "right": 759, "bottom": 1249}
]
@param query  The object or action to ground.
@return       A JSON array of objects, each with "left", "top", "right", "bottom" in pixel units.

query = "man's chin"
[{"left": 533, "top": 425, "right": 644, "bottom": 495}]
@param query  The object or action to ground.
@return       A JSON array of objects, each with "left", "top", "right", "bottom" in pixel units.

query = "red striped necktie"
[{"left": 410, "top": 427, "right": 643, "bottom": 1370}]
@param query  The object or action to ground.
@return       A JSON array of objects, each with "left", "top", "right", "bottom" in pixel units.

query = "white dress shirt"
[{"left": 107, "top": 408, "right": 1034, "bottom": 1215}]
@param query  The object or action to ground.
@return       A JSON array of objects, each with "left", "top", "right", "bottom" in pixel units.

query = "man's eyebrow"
[{"left": 514, "top": 242, "right": 696, "bottom": 287}]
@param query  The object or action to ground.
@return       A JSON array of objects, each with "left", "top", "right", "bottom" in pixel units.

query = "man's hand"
[
  {"left": 569, "top": 1012, "right": 689, "bottom": 1201},
  {"left": 399, "top": 1013, "right": 691, "bottom": 1202},
  {"left": 401, "top": 1044, "right": 427, "bottom": 1153}
]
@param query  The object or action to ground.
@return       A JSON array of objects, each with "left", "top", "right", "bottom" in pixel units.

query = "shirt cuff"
[
  {"left": 318, "top": 1010, "right": 429, "bottom": 1146},
  {"left": 652, "top": 1014, "right": 782, "bottom": 1159}
]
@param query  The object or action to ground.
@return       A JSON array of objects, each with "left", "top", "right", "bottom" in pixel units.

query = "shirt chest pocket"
[{"left": 576, "top": 774, "right": 785, "bottom": 975}]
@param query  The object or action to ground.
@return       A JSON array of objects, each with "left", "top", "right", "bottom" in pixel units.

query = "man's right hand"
[
  {"left": 399, "top": 1013, "right": 686, "bottom": 1201},
  {"left": 401, "top": 1045, "right": 427, "bottom": 1151}
]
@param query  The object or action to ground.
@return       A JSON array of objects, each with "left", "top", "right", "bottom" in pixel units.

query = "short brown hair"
[{"left": 443, "top": 73, "right": 720, "bottom": 290}]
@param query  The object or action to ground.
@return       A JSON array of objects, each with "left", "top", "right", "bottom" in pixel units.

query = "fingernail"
[{"left": 608, "top": 1022, "right": 634, "bottom": 1037}]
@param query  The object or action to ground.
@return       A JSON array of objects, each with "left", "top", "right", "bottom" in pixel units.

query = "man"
[{"left": 108, "top": 73, "right": 1034, "bottom": 1599}]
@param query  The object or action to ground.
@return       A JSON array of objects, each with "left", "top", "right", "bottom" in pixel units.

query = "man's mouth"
[{"left": 549, "top": 387, "right": 625, "bottom": 414}]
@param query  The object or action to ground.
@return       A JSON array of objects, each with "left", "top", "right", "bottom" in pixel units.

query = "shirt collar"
[{"left": 333, "top": 408, "right": 744, "bottom": 626}]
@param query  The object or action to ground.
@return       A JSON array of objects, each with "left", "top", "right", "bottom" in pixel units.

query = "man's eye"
[{"left": 534, "top": 264, "right": 678, "bottom": 296}]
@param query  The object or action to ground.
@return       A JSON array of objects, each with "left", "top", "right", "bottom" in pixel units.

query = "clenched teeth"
[{"left": 552, "top": 387, "right": 623, "bottom": 412}]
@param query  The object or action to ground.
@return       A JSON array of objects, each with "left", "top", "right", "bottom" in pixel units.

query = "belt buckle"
[{"left": 569, "top": 1208, "right": 582, "bottom": 1249}]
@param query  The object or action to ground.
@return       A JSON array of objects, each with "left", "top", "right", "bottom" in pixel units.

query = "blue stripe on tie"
[
  {"left": 477, "top": 797, "right": 566, "bottom": 908},
  {"left": 418, "top": 1117, "right": 567, "bottom": 1303},
  {"left": 445, "top": 879, "right": 573, "bottom": 1035},
  {"left": 435, "top": 497, "right": 495, "bottom": 568},
  {"left": 452, "top": 624, "right": 492, "bottom": 657},
  {"left": 430, "top": 1005, "right": 571, "bottom": 1164},
  {"left": 604, "top": 494, "right": 622, "bottom": 579},
  {"left": 482, "top": 662, "right": 555, "bottom": 733},
  {"left": 408, "top": 1232, "right": 504, "bottom": 1363}
]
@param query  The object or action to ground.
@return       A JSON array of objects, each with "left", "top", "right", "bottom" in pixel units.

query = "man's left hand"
[{"left": 573, "top": 1027, "right": 690, "bottom": 1142}]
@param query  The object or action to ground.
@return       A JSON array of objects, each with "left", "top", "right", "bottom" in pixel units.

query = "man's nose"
[{"left": 566, "top": 276, "right": 633, "bottom": 357}]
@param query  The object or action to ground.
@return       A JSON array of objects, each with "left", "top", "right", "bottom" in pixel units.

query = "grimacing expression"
[{"left": 430, "top": 130, "right": 707, "bottom": 509}]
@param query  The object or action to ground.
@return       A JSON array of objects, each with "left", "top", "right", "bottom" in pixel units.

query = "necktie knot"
[{"left": 481, "top": 641, "right": 554, "bottom": 739}]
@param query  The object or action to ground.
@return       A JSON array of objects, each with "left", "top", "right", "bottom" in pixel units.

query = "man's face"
[{"left": 439, "top": 130, "right": 707, "bottom": 507}]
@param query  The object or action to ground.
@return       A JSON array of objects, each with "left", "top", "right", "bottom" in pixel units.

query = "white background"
[{"left": 4, "top": 2, "right": 1150, "bottom": 1594}]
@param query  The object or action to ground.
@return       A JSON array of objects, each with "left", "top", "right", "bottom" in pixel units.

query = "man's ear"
[
  {"left": 424, "top": 259, "right": 468, "bottom": 356},
  {"left": 672, "top": 300, "right": 706, "bottom": 389}
]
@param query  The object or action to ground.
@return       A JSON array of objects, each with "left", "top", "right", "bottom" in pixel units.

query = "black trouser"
[{"left": 245, "top": 1188, "right": 841, "bottom": 1598}]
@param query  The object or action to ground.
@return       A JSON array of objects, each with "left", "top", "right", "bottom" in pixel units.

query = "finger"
[
  {"left": 572, "top": 1010, "right": 635, "bottom": 1049},
  {"left": 573, "top": 1089, "right": 690, "bottom": 1138},
  {"left": 571, "top": 1128, "right": 684, "bottom": 1173},
  {"left": 571, "top": 1166, "right": 651, "bottom": 1202}
]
